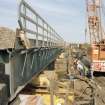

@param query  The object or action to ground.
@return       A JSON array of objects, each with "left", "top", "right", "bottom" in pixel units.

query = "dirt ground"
[{"left": 69, "top": 47, "right": 105, "bottom": 105}]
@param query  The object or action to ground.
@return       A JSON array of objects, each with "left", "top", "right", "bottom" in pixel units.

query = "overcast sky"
[{"left": 0, "top": 0, "right": 86, "bottom": 43}]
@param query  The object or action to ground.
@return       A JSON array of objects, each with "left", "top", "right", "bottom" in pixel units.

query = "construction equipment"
[{"left": 86, "top": 0, "right": 105, "bottom": 72}]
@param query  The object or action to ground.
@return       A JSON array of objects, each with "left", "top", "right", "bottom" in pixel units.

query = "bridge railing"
[{"left": 18, "top": 0, "right": 64, "bottom": 48}]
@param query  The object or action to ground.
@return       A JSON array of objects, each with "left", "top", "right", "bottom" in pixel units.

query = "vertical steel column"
[
  {"left": 51, "top": 28, "right": 53, "bottom": 47},
  {"left": 36, "top": 15, "right": 39, "bottom": 47},
  {"left": 53, "top": 31, "right": 55, "bottom": 47},
  {"left": 47, "top": 24, "right": 49, "bottom": 47},
  {"left": 49, "top": 27, "right": 51, "bottom": 47},
  {"left": 23, "top": 3, "right": 26, "bottom": 30},
  {"left": 5, "top": 62, "right": 15, "bottom": 98},
  {"left": 54, "top": 31, "right": 57, "bottom": 47},
  {"left": 42, "top": 21, "right": 45, "bottom": 47},
  {"left": 34, "top": 15, "right": 37, "bottom": 45}
]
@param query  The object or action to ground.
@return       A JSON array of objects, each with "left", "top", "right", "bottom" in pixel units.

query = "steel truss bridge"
[{"left": 0, "top": 0, "right": 65, "bottom": 104}]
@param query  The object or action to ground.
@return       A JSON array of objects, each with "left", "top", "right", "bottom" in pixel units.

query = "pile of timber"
[
  {"left": 55, "top": 57, "right": 67, "bottom": 71},
  {"left": 0, "top": 27, "right": 16, "bottom": 49}
]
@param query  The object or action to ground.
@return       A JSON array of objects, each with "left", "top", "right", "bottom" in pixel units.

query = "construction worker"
[
  {"left": 83, "top": 65, "right": 89, "bottom": 76},
  {"left": 82, "top": 64, "right": 93, "bottom": 78},
  {"left": 77, "top": 60, "right": 84, "bottom": 76},
  {"left": 77, "top": 60, "right": 91, "bottom": 77},
  {"left": 73, "top": 59, "right": 78, "bottom": 70}
]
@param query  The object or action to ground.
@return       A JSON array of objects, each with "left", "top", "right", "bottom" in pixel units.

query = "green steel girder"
[
  {"left": 0, "top": 50, "right": 9, "bottom": 63},
  {"left": 0, "top": 47, "right": 62, "bottom": 100}
]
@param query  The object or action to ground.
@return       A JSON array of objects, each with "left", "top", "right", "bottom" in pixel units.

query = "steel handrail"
[{"left": 18, "top": 0, "right": 64, "bottom": 47}]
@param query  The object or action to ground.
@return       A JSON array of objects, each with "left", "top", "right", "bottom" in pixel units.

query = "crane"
[
  {"left": 86, "top": 0, "right": 105, "bottom": 72},
  {"left": 86, "top": 0, "right": 105, "bottom": 43}
]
